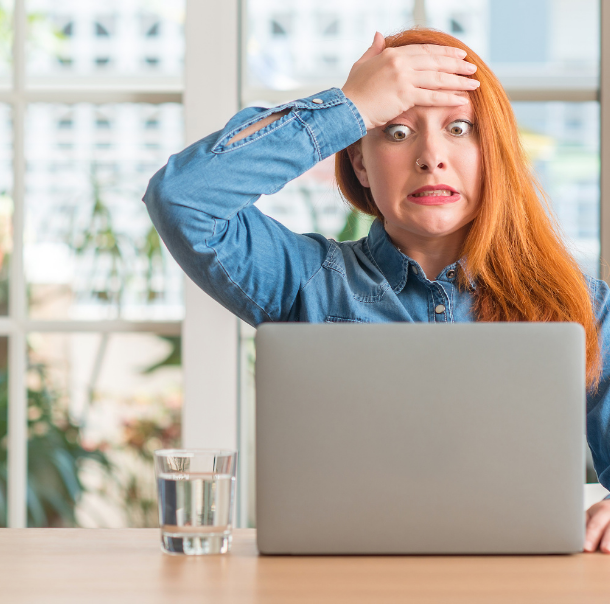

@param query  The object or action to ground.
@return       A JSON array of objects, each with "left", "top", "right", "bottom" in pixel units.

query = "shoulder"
[
  {"left": 311, "top": 237, "right": 358, "bottom": 275},
  {"left": 584, "top": 274, "right": 600, "bottom": 296},
  {"left": 583, "top": 274, "right": 610, "bottom": 322}
]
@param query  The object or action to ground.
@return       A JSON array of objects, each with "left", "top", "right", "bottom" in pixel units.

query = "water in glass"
[{"left": 158, "top": 471, "right": 235, "bottom": 555}]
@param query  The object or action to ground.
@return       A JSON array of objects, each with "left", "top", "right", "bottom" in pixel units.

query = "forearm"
[
  {"left": 143, "top": 88, "right": 365, "bottom": 223},
  {"left": 227, "top": 109, "right": 291, "bottom": 145}
]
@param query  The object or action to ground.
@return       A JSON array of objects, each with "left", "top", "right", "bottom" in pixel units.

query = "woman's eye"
[
  {"left": 448, "top": 120, "right": 472, "bottom": 136},
  {"left": 385, "top": 124, "right": 412, "bottom": 141}
]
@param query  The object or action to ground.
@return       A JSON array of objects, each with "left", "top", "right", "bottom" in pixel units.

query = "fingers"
[
  {"left": 600, "top": 526, "right": 610, "bottom": 554},
  {"left": 408, "top": 54, "right": 477, "bottom": 76},
  {"left": 409, "top": 88, "right": 470, "bottom": 107},
  {"left": 401, "top": 43, "right": 467, "bottom": 59},
  {"left": 343, "top": 37, "right": 477, "bottom": 129},
  {"left": 584, "top": 502, "right": 610, "bottom": 552},
  {"left": 356, "top": 31, "right": 386, "bottom": 63},
  {"left": 413, "top": 71, "right": 480, "bottom": 92}
]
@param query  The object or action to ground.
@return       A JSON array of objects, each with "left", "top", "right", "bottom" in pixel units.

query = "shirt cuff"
[
  {"left": 212, "top": 87, "right": 366, "bottom": 160},
  {"left": 292, "top": 88, "right": 367, "bottom": 160}
]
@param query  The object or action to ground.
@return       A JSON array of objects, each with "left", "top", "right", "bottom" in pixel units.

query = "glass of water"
[{"left": 154, "top": 449, "right": 237, "bottom": 555}]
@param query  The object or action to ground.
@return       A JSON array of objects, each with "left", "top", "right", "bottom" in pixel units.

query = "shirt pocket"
[{"left": 325, "top": 315, "right": 370, "bottom": 324}]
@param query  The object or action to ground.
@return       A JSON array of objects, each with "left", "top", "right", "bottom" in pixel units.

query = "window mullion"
[
  {"left": 182, "top": 0, "right": 239, "bottom": 451},
  {"left": 7, "top": 0, "right": 28, "bottom": 528}
]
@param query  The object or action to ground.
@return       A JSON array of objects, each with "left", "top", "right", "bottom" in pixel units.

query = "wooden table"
[{"left": 1, "top": 529, "right": 610, "bottom": 603}]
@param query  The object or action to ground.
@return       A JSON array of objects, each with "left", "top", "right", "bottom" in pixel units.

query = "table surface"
[{"left": 1, "top": 529, "right": 610, "bottom": 604}]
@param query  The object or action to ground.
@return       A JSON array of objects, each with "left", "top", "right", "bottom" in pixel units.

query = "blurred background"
[{"left": 0, "top": 0, "right": 603, "bottom": 529}]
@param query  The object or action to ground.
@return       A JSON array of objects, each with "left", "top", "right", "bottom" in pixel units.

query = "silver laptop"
[{"left": 255, "top": 322, "right": 585, "bottom": 555}]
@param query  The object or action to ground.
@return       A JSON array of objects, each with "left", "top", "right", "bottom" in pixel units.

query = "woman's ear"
[{"left": 346, "top": 143, "right": 371, "bottom": 188}]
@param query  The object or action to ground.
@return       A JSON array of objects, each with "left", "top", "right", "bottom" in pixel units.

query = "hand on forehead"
[
  {"left": 341, "top": 36, "right": 479, "bottom": 131},
  {"left": 383, "top": 91, "right": 473, "bottom": 128}
]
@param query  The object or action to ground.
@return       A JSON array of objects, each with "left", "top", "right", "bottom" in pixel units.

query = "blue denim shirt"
[{"left": 143, "top": 87, "right": 610, "bottom": 494}]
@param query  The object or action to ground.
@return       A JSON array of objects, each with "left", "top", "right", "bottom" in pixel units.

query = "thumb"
[{"left": 357, "top": 31, "right": 386, "bottom": 63}]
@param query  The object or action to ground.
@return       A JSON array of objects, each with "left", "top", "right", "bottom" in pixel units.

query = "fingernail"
[
  {"left": 584, "top": 541, "right": 592, "bottom": 550},
  {"left": 467, "top": 64, "right": 477, "bottom": 72},
  {"left": 471, "top": 80, "right": 481, "bottom": 87},
  {"left": 456, "top": 49, "right": 467, "bottom": 57}
]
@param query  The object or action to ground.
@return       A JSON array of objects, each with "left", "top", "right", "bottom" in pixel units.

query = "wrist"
[{"left": 340, "top": 87, "right": 372, "bottom": 131}]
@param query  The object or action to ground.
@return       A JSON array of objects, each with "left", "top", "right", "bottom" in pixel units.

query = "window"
[
  {"left": 3, "top": 0, "right": 186, "bottom": 528},
  {"left": 94, "top": 22, "right": 110, "bottom": 37},
  {"left": 270, "top": 19, "right": 287, "bottom": 36},
  {"left": 318, "top": 15, "right": 339, "bottom": 37},
  {"left": 61, "top": 21, "right": 73, "bottom": 37},
  {"left": 27, "top": 0, "right": 185, "bottom": 82},
  {"left": 450, "top": 19, "right": 464, "bottom": 33},
  {"left": 146, "top": 22, "right": 160, "bottom": 37}
]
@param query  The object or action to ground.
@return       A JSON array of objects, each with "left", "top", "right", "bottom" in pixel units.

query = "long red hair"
[{"left": 335, "top": 28, "right": 602, "bottom": 392}]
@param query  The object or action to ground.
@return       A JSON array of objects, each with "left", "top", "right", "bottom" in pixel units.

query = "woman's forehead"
[{"left": 389, "top": 94, "right": 473, "bottom": 123}]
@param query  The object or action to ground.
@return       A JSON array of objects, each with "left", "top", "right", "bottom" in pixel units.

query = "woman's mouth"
[{"left": 407, "top": 185, "right": 461, "bottom": 205}]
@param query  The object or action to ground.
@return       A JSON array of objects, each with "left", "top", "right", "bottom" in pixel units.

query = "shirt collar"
[{"left": 365, "top": 218, "right": 478, "bottom": 292}]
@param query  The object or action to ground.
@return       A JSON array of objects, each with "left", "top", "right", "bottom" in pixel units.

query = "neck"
[{"left": 385, "top": 222, "right": 471, "bottom": 281}]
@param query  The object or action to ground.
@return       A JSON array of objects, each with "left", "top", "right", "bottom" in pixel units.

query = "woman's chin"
[{"left": 395, "top": 221, "right": 468, "bottom": 240}]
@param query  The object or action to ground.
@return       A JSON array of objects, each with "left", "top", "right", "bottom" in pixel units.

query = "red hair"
[{"left": 335, "top": 28, "right": 602, "bottom": 392}]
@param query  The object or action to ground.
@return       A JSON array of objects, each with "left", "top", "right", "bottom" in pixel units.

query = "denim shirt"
[{"left": 143, "top": 87, "right": 610, "bottom": 494}]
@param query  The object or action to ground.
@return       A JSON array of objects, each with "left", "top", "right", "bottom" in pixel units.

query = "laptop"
[{"left": 255, "top": 322, "right": 585, "bottom": 555}]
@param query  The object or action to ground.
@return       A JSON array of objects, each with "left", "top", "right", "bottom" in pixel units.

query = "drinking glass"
[{"left": 154, "top": 449, "right": 237, "bottom": 555}]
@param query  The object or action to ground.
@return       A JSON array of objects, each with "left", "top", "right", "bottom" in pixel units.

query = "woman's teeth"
[{"left": 412, "top": 190, "right": 453, "bottom": 197}]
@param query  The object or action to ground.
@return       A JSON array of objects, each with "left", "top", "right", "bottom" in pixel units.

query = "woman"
[{"left": 143, "top": 28, "right": 610, "bottom": 552}]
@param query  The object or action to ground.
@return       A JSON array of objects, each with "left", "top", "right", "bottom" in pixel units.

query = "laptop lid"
[{"left": 255, "top": 322, "right": 585, "bottom": 554}]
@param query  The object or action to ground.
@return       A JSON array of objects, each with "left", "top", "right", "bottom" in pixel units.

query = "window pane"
[
  {"left": 246, "top": 0, "right": 415, "bottom": 91},
  {"left": 26, "top": 332, "right": 181, "bottom": 527},
  {"left": 513, "top": 101, "right": 599, "bottom": 277},
  {"left": 426, "top": 0, "right": 599, "bottom": 89},
  {"left": 246, "top": 1, "right": 600, "bottom": 93},
  {"left": 0, "top": 103, "right": 11, "bottom": 316},
  {"left": 0, "top": 0, "right": 13, "bottom": 87},
  {"left": 25, "top": 102, "right": 184, "bottom": 320},
  {"left": 27, "top": 0, "right": 184, "bottom": 85},
  {"left": 0, "top": 337, "right": 7, "bottom": 526}
]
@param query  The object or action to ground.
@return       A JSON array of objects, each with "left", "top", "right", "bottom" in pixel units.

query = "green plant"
[
  {"left": 337, "top": 209, "right": 374, "bottom": 242},
  {"left": 72, "top": 176, "right": 129, "bottom": 310},
  {"left": 0, "top": 361, "right": 112, "bottom": 527},
  {"left": 69, "top": 170, "right": 168, "bottom": 315},
  {"left": 113, "top": 339, "right": 182, "bottom": 527},
  {"left": 118, "top": 400, "right": 181, "bottom": 528},
  {"left": 141, "top": 336, "right": 181, "bottom": 374}
]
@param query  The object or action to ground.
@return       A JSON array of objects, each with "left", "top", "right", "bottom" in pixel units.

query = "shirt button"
[
  {"left": 446, "top": 269, "right": 456, "bottom": 279},
  {"left": 412, "top": 266, "right": 418, "bottom": 274},
  {"left": 435, "top": 304, "right": 446, "bottom": 314},
  {"left": 312, "top": 98, "right": 324, "bottom": 104}
]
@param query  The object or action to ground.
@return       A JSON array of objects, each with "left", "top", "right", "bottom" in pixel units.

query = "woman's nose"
[
  {"left": 414, "top": 138, "right": 446, "bottom": 172},
  {"left": 415, "top": 158, "right": 445, "bottom": 171}
]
